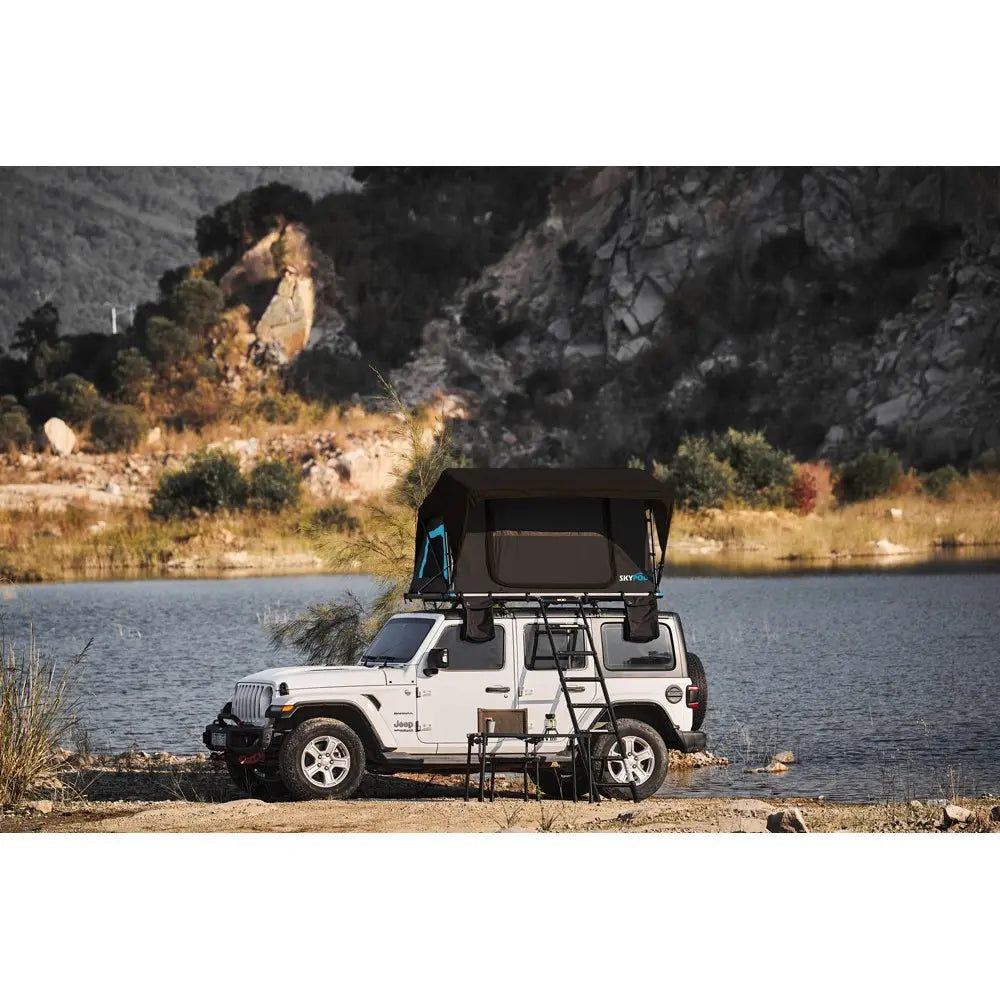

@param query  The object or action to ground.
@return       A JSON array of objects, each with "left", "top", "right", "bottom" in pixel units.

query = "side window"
[
  {"left": 601, "top": 622, "right": 676, "bottom": 671},
  {"left": 436, "top": 624, "right": 506, "bottom": 670},
  {"left": 523, "top": 625, "right": 587, "bottom": 670}
]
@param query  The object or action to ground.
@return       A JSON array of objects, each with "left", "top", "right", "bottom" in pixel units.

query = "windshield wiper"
[{"left": 361, "top": 655, "right": 401, "bottom": 667}]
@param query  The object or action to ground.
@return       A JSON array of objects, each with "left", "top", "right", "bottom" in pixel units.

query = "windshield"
[{"left": 360, "top": 617, "right": 435, "bottom": 665}]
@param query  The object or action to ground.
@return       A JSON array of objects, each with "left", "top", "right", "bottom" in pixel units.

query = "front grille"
[{"left": 232, "top": 682, "right": 272, "bottom": 726}]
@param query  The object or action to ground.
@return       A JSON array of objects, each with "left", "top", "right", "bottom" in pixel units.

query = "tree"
[
  {"left": 168, "top": 279, "right": 224, "bottom": 338},
  {"left": 111, "top": 348, "right": 154, "bottom": 404},
  {"left": 143, "top": 316, "right": 197, "bottom": 372},
  {"left": 11, "top": 303, "right": 59, "bottom": 358},
  {"left": 195, "top": 183, "right": 313, "bottom": 259},
  {"left": 268, "top": 372, "right": 458, "bottom": 663}
]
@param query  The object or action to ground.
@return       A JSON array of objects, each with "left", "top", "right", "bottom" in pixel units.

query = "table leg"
[{"left": 465, "top": 737, "right": 472, "bottom": 802}]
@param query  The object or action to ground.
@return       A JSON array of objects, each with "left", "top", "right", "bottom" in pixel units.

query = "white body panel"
[{"left": 228, "top": 610, "right": 695, "bottom": 757}]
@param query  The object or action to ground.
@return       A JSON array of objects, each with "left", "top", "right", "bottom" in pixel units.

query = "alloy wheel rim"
[
  {"left": 605, "top": 734, "right": 655, "bottom": 785},
  {"left": 301, "top": 735, "right": 351, "bottom": 788}
]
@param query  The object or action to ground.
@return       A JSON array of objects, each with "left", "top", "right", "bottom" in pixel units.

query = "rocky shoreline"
[{"left": 2, "top": 750, "right": 997, "bottom": 834}]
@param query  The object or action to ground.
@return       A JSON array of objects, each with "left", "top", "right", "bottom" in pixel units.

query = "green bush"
[
  {"left": 144, "top": 316, "right": 198, "bottom": 371},
  {"left": 257, "top": 393, "right": 302, "bottom": 424},
  {"left": 922, "top": 465, "right": 960, "bottom": 499},
  {"left": 0, "top": 396, "right": 32, "bottom": 452},
  {"left": 656, "top": 435, "right": 737, "bottom": 510},
  {"left": 112, "top": 348, "right": 154, "bottom": 403},
  {"left": 169, "top": 278, "right": 225, "bottom": 337},
  {"left": 248, "top": 458, "right": 302, "bottom": 513},
  {"left": 89, "top": 402, "right": 146, "bottom": 453},
  {"left": 973, "top": 448, "right": 1000, "bottom": 474},
  {"left": 307, "top": 501, "right": 360, "bottom": 533},
  {"left": 49, "top": 374, "right": 101, "bottom": 426},
  {"left": 711, "top": 428, "right": 794, "bottom": 506},
  {"left": 835, "top": 449, "right": 904, "bottom": 503},
  {"left": 150, "top": 450, "right": 249, "bottom": 519}
]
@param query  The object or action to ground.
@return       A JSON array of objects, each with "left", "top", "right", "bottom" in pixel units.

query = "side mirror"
[{"left": 425, "top": 647, "right": 449, "bottom": 676}]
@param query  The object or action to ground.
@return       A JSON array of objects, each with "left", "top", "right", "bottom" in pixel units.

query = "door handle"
[
  {"left": 567, "top": 685, "right": 585, "bottom": 693},
  {"left": 485, "top": 686, "right": 511, "bottom": 693}
]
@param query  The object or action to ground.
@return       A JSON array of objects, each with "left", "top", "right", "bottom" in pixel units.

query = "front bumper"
[
  {"left": 203, "top": 712, "right": 274, "bottom": 755},
  {"left": 678, "top": 730, "right": 708, "bottom": 753}
]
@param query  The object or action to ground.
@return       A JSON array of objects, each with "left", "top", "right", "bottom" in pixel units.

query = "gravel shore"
[{"left": 1, "top": 751, "right": 997, "bottom": 833}]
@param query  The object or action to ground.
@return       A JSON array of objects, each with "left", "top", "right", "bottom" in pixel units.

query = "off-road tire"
[
  {"left": 687, "top": 652, "right": 708, "bottom": 731},
  {"left": 590, "top": 718, "right": 668, "bottom": 801},
  {"left": 226, "top": 758, "right": 286, "bottom": 801},
  {"left": 279, "top": 718, "right": 366, "bottom": 801}
]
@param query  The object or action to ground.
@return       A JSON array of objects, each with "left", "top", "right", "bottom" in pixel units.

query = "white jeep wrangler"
[{"left": 204, "top": 604, "right": 708, "bottom": 801}]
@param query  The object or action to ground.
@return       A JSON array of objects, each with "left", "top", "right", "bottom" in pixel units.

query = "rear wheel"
[
  {"left": 590, "top": 719, "right": 668, "bottom": 801},
  {"left": 279, "top": 718, "right": 366, "bottom": 800},
  {"left": 687, "top": 652, "right": 708, "bottom": 731}
]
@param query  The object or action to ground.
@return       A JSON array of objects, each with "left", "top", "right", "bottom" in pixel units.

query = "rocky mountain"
[
  {"left": 0, "top": 167, "right": 351, "bottom": 340},
  {"left": 393, "top": 167, "right": 1000, "bottom": 469}
]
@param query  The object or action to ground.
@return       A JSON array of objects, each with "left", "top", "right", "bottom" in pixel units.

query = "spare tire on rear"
[{"left": 686, "top": 652, "right": 708, "bottom": 731}]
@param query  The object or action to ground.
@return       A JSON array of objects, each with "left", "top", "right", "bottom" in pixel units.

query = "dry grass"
[
  {"left": 0, "top": 504, "right": 338, "bottom": 582},
  {"left": 0, "top": 626, "right": 87, "bottom": 808},
  {"left": 669, "top": 474, "right": 1000, "bottom": 565}
]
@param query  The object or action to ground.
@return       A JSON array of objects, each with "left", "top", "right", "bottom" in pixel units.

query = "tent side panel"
[{"left": 482, "top": 498, "right": 617, "bottom": 590}]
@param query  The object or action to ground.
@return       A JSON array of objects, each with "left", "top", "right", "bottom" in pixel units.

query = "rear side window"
[
  {"left": 601, "top": 622, "right": 675, "bottom": 671},
  {"left": 523, "top": 625, "right": 588, "bottom": 670},
  {"left": 436, "top": 624, "right": 506, "bottom": 670}
]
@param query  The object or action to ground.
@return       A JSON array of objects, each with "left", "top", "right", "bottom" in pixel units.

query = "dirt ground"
[{"left": 2, "top": 752, "right": 998, "bottom": 833}]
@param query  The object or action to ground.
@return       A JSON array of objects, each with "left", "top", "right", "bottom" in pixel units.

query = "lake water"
[{"left": 2, "top": 568, "right": 998, "bottom": 802}]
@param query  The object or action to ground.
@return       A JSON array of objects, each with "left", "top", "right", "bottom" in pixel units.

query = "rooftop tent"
[{"left": 407, "top": 468, "right": 674, "bottom": 599}]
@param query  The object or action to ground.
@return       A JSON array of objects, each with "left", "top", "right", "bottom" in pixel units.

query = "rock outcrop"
[
  {"left": 213, "top": 223, "right": 319, "bottom": 385},
  {"left": 393, "top": 167, "right": 1000, "bottom": 469}
]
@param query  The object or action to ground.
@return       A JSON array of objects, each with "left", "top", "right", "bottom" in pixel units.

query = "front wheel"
[
  {"left": 278, "top": 718, "right": 366, "bottom": 800},
  {"left": 590, "top": 719, "right": 668, "bottom": 801}
]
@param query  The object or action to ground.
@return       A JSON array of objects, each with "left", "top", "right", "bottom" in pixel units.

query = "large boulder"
[
  {"left": 41, "top": 417, "right": 76, "bottom": 456},
  {"left": 767, "top": 808, "right": 809, "bottom": 833}
]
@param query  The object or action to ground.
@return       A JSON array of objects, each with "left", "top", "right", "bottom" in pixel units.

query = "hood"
[{"left": 237, "top": 665, "right": 389, "bottom": 691}]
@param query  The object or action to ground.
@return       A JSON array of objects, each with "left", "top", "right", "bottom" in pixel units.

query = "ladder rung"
[
  {"left": 558, "top": 677, "right": 605, "bottom": 682},
  {"left": 569, "top": 703, "right": 609, "bottom": 710}
]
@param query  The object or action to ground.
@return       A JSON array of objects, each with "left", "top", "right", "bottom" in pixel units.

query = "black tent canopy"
[{"left": 407, "top": 468, "right": 674, "bottom": 599}]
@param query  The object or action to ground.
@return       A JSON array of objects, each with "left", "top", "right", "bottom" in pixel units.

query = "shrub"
[
  {"left": 89, "top": 403, "right": 146, "bottom": 453},
  {"left": 656, "top": 435, "right": 737, "bottom": 510},
  {"left": 248, "top": 458, "right": 302, "bottom": 513},
  {"left": 789, "top": 469, "right": 819, "bottom": 514},
  {"left": 308, "top": 501, "right": 360, "bottom": 534},
  {"left": 922, "top": 465, "right": 960, "bottom": 499},
  {"left": 50, "top": 374, "right": 101, "bottom": 425},
  {"left": 973, "top": 448, "right": 1000, "bottom": 474},
  {"left": 169, "top": 278, "right": 225, "bottom": 337},
  {"left": 112, "top": 348, "right": 154, "bottom": 404},
  {"left": 0, "top": 626, "right": 85, "bottom": 809},
  {"left": 711, "top": 428, "right": 795, "bottom": 506},
  {"left": 257, "top": 393, "right": 302, "bottom": 425},
  {"left": 144, "top": 316, "right": 198, "bottom": 371},
  {"left": 0, "top": 396, "right": 32, "bottom": 452},
  {"left": 150, "top": 450, "right": 249, "bottom": 518},
  {"left": 835, "top": 449, "right": 904, "bottom": 503}
]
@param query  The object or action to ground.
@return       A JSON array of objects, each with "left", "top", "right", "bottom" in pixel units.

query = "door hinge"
[
  {"left": 417, "top": 723, "right": 432, "bottom": 732},
  {"left": 519, "top": 688, "right": 534, "bottom": 696},
  {"left": 416, "top": 688, "right": 431, "bottom": 698}
]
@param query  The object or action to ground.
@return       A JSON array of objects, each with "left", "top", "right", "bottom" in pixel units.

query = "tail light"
[{"left": 686, "top": 684, "right": 700, "bottom": 709}]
